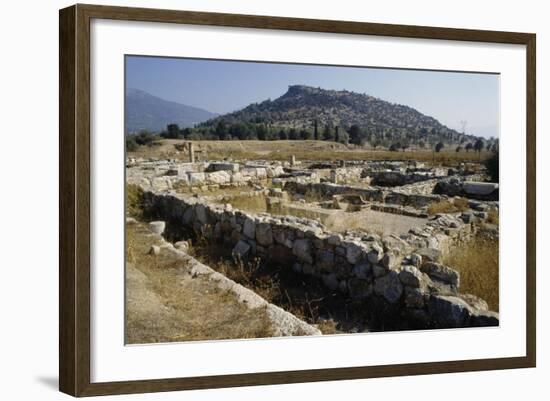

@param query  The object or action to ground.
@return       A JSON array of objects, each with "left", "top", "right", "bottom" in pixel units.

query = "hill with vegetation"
[
  {"left": 127, "top": 85, "right": 497, "bottom": 153},
  {"left": 196, "top": 85, "right": 481, "bottom": 148}
]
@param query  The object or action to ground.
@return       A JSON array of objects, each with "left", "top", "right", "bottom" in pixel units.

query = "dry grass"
[
  {"left": 427, "top": 197, "right": 469, "bottom": 215},
  {"left": 189, "top": 240, "right": 339, "bottom": 334},
  {"left": 125, "top": 223, "right": 274, "bottom": 344},
  {"left": 487, "top": 208, "right": 499, "bottom": 225},
  {"left": 303, "top": 188, "right": 325, "bottom": 203},
  {"left": 128, "top": 139, "right": 493, "bottom": 167},
  {"left": 220, "top": 194, "right": 268, "bottom": 213},
  {"left": 442, "top": 236, "right": 499, "bottom": 311},
  {"left": 126, "top": 184, "right": 144, "bottom": 218}
]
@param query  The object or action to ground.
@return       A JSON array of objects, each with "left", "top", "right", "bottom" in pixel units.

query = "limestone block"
[
  {"left": 421, "top": 262, "right": 460, "bottom": 287},
  {"left": 292, "top": 239, "right": 313, "bottom": 264},
  {"left": 374, "top": 270, "right": 403, "bottom": 303},
  {"left": 255, "top": 222, "right": 274, "bottom": 246},
  {"left": 148, "top": 221, "right": 165, "bottom": 235}
]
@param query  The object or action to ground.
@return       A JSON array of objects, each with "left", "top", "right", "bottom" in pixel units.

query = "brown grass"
[
  {"left": 220, "top": 194, "right": 268, "bottom": 213},
  {"left": 442, "top": 236, "right": 499, "bottom": 311},
  {"left": 128, "top": 139, "right": 493, "bottom": 167},
  {"left": 126, "top": 184, "right": 144, "bottom": 218},
  {"left": 487, "top": 208, "right": 499, "bottom": 225},
  {"left": 427, "top": 197, "right": 469, "bottom": 215},
  {"left": 303, "top": 188, "right": 325, "bottom": 203},
  {"left": 125, "top": 223, "right": 274, "bottom": 344},
  {"left": 188, "top": 240, "right": 339, "bottom": 334}
]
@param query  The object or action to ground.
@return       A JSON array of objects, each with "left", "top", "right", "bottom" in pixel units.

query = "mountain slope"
[
  {"left": 125, "top": 88, "right": 217, "bottom": 134},
  {"left": 201, "top": 85, "right": 471, "bottom": 143}
]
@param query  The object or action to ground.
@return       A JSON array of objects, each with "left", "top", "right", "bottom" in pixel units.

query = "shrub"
[
  {"left": 126, "top": 184, "right": 144, "bottom": 218},
  {"left": 125, "top": 137, "right": 139, "bottom": 152},
  {"left": 427, "top": 198, "right": 469, "bottom": 215},
  {"left": 485, "top": 151, "right": 499, "bottom": 182}
]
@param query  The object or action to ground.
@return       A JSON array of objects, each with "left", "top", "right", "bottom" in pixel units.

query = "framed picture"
[{"left": 59, "top": 4, "right": 536, "bottom": 397}]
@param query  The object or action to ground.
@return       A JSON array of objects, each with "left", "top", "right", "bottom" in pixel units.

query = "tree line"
[{"left": 126, "top": 120, "right": 498, "bottom": 155}]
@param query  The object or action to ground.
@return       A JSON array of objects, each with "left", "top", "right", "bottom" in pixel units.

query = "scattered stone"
[
  {"left": 148, "top": 221, "right": 165, "bottom": 235},
  {"left": 149, "top": 245, "right": 160, "bottom": 255},
  {"left": 428, "top": 295, "right": 472, "bottom": 327},
  {"left": 421, "top": 262, "right": 460, "bottom": 287},
  {"left": 174, "top": 240, "right": 190, "bottom": 252},
  {"left": 398, "top": 265, "right": 423, "bottom": 287}
]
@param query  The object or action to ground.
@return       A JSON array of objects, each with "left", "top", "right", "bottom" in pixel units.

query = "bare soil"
[{"left": 125, "top": 222, "right": 274, "bottom": 344}]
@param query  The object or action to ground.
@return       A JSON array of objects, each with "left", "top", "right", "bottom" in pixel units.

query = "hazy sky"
[{"left": 126, "top": 56, "right": 500, "bottom": 139}]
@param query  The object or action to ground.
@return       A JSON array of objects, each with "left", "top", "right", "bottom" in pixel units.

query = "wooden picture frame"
[{"left": 59, "top": 3, "right": 536, "bottom": 397}]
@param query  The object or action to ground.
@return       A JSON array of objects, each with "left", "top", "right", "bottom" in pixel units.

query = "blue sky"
[{"left": 126, "top": 56, "right": 499, "bottom": 139}]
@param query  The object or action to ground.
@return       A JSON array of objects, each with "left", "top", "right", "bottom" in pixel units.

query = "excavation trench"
[
  {"left": 138, "top": 186, "right": 499, "bottom": 334},
  {"left": 158, "top": 218, "right": 423, "bottom": 334}
]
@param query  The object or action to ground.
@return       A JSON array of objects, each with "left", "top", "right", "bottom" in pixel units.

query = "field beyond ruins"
[{"left": 125, "top": 139, "right": 499, "bottom": 344}]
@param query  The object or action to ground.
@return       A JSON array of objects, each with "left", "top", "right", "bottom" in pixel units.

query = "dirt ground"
[
  {"left": 129, "top": 139, "right": 492, "bottom": 165},
  {"left": 324, "top": 209, "right": 427, "bottom": 236},
  {"left": 125, "top": 222, "right": 274, "bottom": 344}
]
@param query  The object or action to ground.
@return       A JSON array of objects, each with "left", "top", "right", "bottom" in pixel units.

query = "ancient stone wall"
[
  {"left": 285, "top": 181, "right": 443, "bottom": 209},
  {"left": 141, "top": 190, "right": 499, "bottom": 330}
]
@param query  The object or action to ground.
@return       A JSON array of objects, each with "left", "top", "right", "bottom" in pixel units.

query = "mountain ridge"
[{"left": 125, "top": 88, "right": 217, "bottom": 134}]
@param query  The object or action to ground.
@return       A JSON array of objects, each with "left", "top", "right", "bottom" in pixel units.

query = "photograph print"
[{"left": 124, "top": 56, "right": 500, "bottom": 345}]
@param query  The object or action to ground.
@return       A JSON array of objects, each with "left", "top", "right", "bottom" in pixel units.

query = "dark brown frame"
[{"left": 59, "top": 3, "right": 536, "bottom": 397}]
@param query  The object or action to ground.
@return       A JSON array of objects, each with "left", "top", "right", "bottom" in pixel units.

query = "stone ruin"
[{"left": 128, "top": 156, "right": 499, "bottom": 331}]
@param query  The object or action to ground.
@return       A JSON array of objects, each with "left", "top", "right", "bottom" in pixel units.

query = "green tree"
[
  {"left": 125, "top": 136, "right": 138, "bottom": 151},
  {"left": 435, "top": 142, "right": 444, "bottom": 153},
  {"left": 322, "top": 124, "right": 334, "bottom": 141},
  {"left": 389, "top": 142, "right": 401, "bottom": 152},
  {"left": 474, "top": 138, "right": 484, "bottom": 153},
  {"left": 313, "top": 119, "right": 319, "bottom": 140},
  {"left": 348, "top": 125, "right": 362, "bottom": 145},
  {"left": 166, "top": 124, "right": 181, "bottom": 139}
]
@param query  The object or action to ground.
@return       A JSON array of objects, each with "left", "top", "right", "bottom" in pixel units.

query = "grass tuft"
[
  {"left": 442, "top": 235, "right": 499, "bottom": 311},
  {"left": 126, "top": 184, "right": 144, "bottom": 218},
  {"left": 427, "top": 197, "right": 469, "bottom": 215}
]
